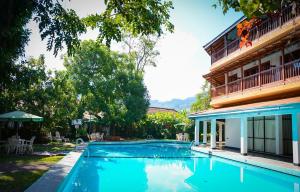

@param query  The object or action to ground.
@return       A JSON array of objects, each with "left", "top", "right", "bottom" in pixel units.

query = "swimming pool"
[{"left": 58, "top": 141, "right": 300, "bottom": 192}]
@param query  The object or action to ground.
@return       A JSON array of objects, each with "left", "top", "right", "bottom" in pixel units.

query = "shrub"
[{"left": 135, "top": 111, "right": 194, "bottom": 140}]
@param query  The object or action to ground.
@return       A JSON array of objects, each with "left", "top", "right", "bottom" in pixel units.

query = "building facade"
[{"left": 190, "top": 3, "right": 300, "bottom": 165}]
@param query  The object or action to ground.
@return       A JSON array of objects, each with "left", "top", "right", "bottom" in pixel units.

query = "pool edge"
[
  {"left": 191, "top": 146, "right": 300, "bottom": 178},
  {"left": 25, "top": 151, "right": 82, "bottom": 192}
]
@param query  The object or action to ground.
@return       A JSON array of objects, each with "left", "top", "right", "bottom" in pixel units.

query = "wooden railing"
[
  {"left": 261, "top": 66, "right": 282, "bottom": 85},
  {"left": 211, "top": 85, "right": 226, "bottom": 97},
  {"left": 285, "top": 59, "right": 300, "bottom": 79},
  {"left": 212, "top": 47, "right": 226, "bottom": 63},
  {"left": 211, "top": 59, "right": 300, "bottom": 98},
  {"left": 211, "top": 4, "right": 300, "bottom": 64},
  {"left": 228, "top": 79, "right": 241, "bottom": 94},
  {"left": 243, "top": 73, "right": 259, "bottom": 89}
]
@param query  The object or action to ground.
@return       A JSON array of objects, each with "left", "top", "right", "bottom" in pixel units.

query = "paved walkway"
[
  {"left": 25, "top": 151, "right": 82, "bottom": 192},
  {"left": 192, "top": 146, "right": 300, "bottom": 177}
]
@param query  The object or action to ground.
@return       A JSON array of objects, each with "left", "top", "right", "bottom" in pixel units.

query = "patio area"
[{"left": 192, "top": 145, "right": 300, "bottom": 177}]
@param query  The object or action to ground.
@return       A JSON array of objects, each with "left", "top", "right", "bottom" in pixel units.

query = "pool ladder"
[{"left": 189, "top": 141, "right": 195, "bottom": 148}]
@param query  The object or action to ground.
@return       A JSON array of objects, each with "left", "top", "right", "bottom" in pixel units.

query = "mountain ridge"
[{"left": 150, "top": 96, "right": 196, "bottom": 111}]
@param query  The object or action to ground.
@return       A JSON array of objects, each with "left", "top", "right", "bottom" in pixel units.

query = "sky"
[{"left": 25, "top": 0, "right": 243, "bottom": 102}]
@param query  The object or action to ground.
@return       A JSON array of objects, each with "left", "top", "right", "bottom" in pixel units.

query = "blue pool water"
[{"left": 59, "top": 141, "right": 300, "bottom": 192}]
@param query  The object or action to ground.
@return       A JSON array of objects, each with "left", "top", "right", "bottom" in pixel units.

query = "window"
[{"left": 244, "top": 66, "right": 259, "bottom": 77}]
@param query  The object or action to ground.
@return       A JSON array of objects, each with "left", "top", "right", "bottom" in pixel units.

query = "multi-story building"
[{"left": 190, "top": 4, "right": 300, "bottom": 165}]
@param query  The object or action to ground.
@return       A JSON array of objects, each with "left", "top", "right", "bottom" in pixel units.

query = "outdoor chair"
[
  {"left": 24, "top": 136, "right": 36, "bottom": 154},
  {"left": 53, "top": 131, "right": 63, "bottom": 142},
  {"left": 54, "top": 131, "right": 69, "bottom": 143},
  {"left": 15, "top": 139, "right": 26, "bottom": 155},
  {"left": 6, "top": 137, "right": 16, "bottom": 154},
  {"left": 95, "top": 132, "right": 104, "bottom": 141},
  {"left": 47, "top": 132, "right": 53, "bottom": 142},
  {"left": 183, "top": 133, "right": 189, "bottom": 141},
  {"left": 176, "top": 133, "right": 183, "bottom": 141}
]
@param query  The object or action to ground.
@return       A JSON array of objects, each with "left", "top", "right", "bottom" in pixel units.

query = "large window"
[{"left": 247, "top": 116, "right": 276, "bottom": 154}]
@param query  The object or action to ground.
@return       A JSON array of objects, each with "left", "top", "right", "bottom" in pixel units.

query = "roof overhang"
[
  {"left": 203, "top": 16, "right": 246, "bottom": 54},
  {"left": 189, "top": 97, "right": 300, "bottom": 121}
]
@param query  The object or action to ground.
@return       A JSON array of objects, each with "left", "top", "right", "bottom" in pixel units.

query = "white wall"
[
  {"left": 285, "top": 41, "right": 300, "bottom": 54},
  {"left": 225, "top": 118, "right": 241, "bottom": 148},
  {"left": 261, "top": 51, "right": 281, "bottom": 67},
  {"left": 228, "top": 68, "right": 241, "bottom": 78}
]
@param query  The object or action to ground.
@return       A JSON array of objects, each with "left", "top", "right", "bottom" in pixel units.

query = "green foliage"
[
  {"left": 122, "top": 34, "right": 160, "bottom": 72},
  {"left": 0, "top": 40, "right": 150, "bottom": 139},
  {"left": 0, "top": 0, "right": 173, "bottom": 102},
  {"left": 65, "top": 40, "right": 150, "bottom": 136},
  {"left": 83, "top": 0, "right": 174, "bottom": 46},
  {"left": 136, "top": 111, "right": 193, "bottom": 139},
  {"left": 191, "top": 81, "right": 211, "bottom": 112},
  {"left": 214, "top": 0, "right": 297, "bottom": 18}
]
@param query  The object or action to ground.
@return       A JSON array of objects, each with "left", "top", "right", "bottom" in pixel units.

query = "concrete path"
[
  {"left": 192, "top": 146, "right": 300, "bottom": 177},
  {"left": 25, "top": 151, "right": 81, "bottom": 192}
]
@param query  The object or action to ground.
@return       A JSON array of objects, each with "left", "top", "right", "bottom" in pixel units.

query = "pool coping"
[
  {"left": 25, "top": 151, "right": 82, "bottom": 192},
  {"left": 191, "top": 146, "right": 300, "bottom": 177}
]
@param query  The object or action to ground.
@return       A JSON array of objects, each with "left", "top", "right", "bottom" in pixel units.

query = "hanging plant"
[{"left": 237, "top": 18, "right": 258, "bottom": 48}]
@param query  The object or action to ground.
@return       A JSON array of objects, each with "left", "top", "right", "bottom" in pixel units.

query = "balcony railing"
[
  {"left": 211, "top": 59, "right": 300, "bottom": 98},
  {"left": 211, "top": 4, "right": 300, "bottom": 64}
]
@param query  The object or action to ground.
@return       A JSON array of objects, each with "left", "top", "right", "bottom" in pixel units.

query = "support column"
[
  {"left": 225, "top": 72, "right": 228, "bottom": 95},
  {"left": 218, "top": 122, "right": 223, "bottom": 142},
  {"left": 194, "top": 119, "right": 200, "bottom": 146},
  {"left": 240, "top": 116, "right": 248, "bottom": 155},
  {"left": 275, "top": 115, "right": 283, "bottom": 155},
  {"left": 211, "top": 119, "right": 217, "bottom": 149},
  {"left": 292, "top": 112, "right": 300, "bottom": 165},
  {"left": 203, "top": 121, "right": 207, "bottom": 144}
]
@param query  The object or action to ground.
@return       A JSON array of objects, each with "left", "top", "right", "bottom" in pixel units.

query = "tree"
[
  {"left": 64, "top": 40, "right": 149, "bottom": 136},
  {"left": 121, "top": 34, "right": 160, "bottom": 72},
  {"left": 214, "top": 0, "right": 297, "bottom": 18},
  {"left": 0, "top": 0, "right": 174, "bottom": 91},
  {"left": 83, "top": 0, "right": 174, "bottom": 46},
  {"left": 190, "top": 81, "right": 211, "bottom": 112},
  {"left": 136, "top": 111, "right": 193, "bottom": 139}
]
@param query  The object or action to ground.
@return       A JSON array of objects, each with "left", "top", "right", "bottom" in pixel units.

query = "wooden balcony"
[
  {"left": 211, "top": 4, "right": 300, "bottom": 64},
  {"left": 211, "top": 59, "right": 300, "bottom": 106}
]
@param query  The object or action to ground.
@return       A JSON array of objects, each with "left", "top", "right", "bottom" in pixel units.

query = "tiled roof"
[{"left": 147, "top": 107, "right": 177, "bottom": 114}]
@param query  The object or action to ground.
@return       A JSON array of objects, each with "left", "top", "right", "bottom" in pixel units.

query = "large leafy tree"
[
  {"left": 0, "top": 0, "right": 174, "bottom": 91},
  {"left": 121, "top": 34, "right": 160, "bottom": 72},
  {"left": 190, "top": 81, "right": 211, "bottom": 112},
  {"left": 64, "top": 40, "right": 149, "bottom": 136},
  {"left": 214, "top": 0, "right": 297, "bottom": 18}
]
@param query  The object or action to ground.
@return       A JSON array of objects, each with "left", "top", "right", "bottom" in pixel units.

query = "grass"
[
  {"left": 0, "top": 169, "right": 47, "bottom": 192},
  {"left": 34, "top": 142, "right": 74, "bottom": 153},
  {"left": 0, "top": 142, "right": 73, "bottom": 192}
]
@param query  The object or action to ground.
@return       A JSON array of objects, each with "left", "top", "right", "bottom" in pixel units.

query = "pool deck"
[
  {"left": 192, "top": 145, "right": 300, "bottom": 177},
  {"left": 25, "top": 151, "right": 82, "bottom": 192}
]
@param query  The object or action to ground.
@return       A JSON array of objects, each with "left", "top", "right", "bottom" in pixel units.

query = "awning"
[
  {"left": 0, "top": 111, "right": 44, "bottom": 122},
  {"left": 189, "top": 97, "right": 300, "bottom": 120}
]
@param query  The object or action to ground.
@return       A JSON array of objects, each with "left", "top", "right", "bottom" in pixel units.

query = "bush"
[{"left": 135, "top": 111, "right": 194, "bottom": 140}]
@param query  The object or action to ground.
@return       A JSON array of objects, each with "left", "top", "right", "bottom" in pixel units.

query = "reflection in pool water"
[{"left": 59, "top": 142, "right": 300, "bottom": 192}]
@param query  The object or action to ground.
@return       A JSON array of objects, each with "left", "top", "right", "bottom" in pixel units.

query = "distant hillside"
[{"left": 150, "top": 97, "right": 196, "bottom": 111}]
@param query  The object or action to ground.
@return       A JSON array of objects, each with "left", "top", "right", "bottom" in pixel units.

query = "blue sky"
[{"left": 25, "top": 0, "right": 243, "bottom": 101}]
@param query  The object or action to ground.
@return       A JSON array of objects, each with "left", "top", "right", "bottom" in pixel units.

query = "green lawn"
[
  {"left": 34, "top": 142, "right": 74, "bottom": 153},
  {"left": 0, "top": 142, "right": 74, "bottom": 192}
]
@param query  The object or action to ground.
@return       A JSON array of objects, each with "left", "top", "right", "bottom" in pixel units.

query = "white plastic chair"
[
  {"left": 25, "top": 136, "right": 36, "bottom": 154},
  {"left": 184, "top": 133, "right": 189, "bottom": 141},
  {"left": 15, "top": 139, "right": 26, "bottom": 155},
  {"left": 176, "top": 133, "right": 183, "bottom": 141},
  {"left": 53, "top": 131, "right": 62, "bottom": 142},
  {"left": 47, "top": 132, "right": 53, "bottom": 142}
]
